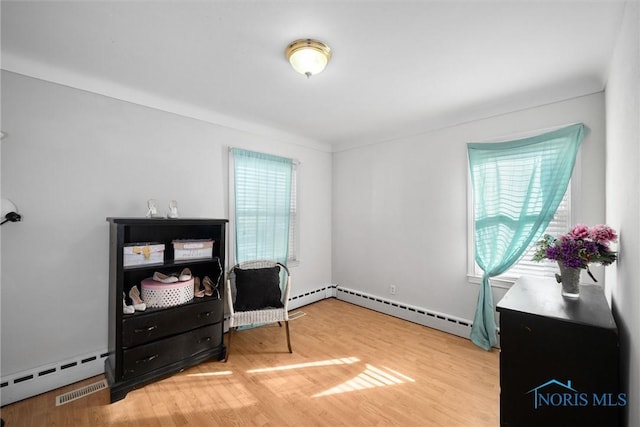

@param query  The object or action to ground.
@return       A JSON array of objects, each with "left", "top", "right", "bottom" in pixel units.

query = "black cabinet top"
[
  {"left": 496, "top": 276, "right": 617, "bottom": 331},
  {"left": 107, "top": 217, "right": 228, "bottom": 225}
]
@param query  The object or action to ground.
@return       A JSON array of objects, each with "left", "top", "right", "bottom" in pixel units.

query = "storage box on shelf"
[
  {"left": 106, "top": 218, "right": 228, "bottom": 403},
  {"left": 123, "top": 242, "right": 165, "bottom": 266},
  {"left": 172, "top": 239, "right": 214, "bottom": 260}
]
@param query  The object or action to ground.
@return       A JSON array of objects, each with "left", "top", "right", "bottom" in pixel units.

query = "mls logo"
[{"left": 527, "top": 379, "right": 627, "bottom": 409}]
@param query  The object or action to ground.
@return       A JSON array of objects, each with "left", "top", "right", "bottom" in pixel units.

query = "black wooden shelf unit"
[{"left": 105, "top": 218, "right": 228, "bottom": 402}]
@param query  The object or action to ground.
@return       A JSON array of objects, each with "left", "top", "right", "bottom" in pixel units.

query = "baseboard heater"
[
  {"left": 335, "top": 286, "right": 473, "bottom": 339},
  {"left": 1, "top": 350, "right": 109, "bottom": 406}
]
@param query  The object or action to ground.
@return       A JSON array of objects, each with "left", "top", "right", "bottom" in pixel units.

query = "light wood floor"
[{"left": 1, "top": 299, "right": 499, "bottom": 427}]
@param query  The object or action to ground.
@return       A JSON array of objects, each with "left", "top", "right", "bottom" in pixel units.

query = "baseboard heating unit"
[
  {"left": 335, "top": 286, "right": 473, "bottom": 339},
  {"left": 1, "top": 350, "right": 108, "bottom": 406}
]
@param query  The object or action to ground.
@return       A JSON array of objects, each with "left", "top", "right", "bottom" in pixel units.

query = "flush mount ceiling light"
[{"left": 285, "top": 39, "right": 332, "bottom": 78}]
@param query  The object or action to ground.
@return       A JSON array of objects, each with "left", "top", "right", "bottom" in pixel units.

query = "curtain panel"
[{"left": 467, "top": 123, "right": 585, "bottom": 350}]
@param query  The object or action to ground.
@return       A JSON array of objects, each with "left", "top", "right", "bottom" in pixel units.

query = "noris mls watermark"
[{"left": 527, "top": 379, "right": 627, "bottom": 409}]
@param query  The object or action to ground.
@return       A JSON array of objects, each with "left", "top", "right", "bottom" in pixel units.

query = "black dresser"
[
  {"left": 105, "top": 218, "right": 227, "bottom": 402},
  {"left": 496, "top": 276, "right": 622, "bottom": 427}
]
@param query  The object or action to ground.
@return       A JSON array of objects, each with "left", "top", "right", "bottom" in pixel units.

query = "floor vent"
[
  {"left": 55, "top": 379, "right": 108, "bottom": 406},
  {"left": 288, "top": 311, "right": 306, "bottom": 320}
]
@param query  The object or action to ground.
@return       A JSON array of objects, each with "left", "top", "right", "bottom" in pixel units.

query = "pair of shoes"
[
  {"left": 129, "top": 286, "right": 146, "bottom": 311},
  {"left": 178, "top": 268, "right": 192, "bottom": 281},
  {"left": 194, "top": 277, "right": 205, "bottom": 298},
  {"left": 153, "top": 268, "right": 192, "bottom": 283},
  {"left": 193, "top": 276, "right": 217, "bottom": 297},
  {"left": 123, "top": 292, "right": 135, "bottom": 314},
  {"left": 203, "top": 276, "right": 219, "bottom": 298},
  {"left": 167, "top": 200, "right": 179, "bottom": 219},
  {"left": 153, "top": 271, "right": 178, "bottom": 283}
]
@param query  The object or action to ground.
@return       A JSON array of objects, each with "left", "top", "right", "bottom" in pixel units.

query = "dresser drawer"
[
  {"left": 122, "top": 299, "right": 223, "bottom": 347},
  {"left": 122, "top": 323, "right": 222, "bottom": 379}
]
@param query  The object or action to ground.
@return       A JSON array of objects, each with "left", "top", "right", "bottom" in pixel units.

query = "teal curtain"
[
  {"left": 467, "top": 124, "right": 584, "bottom": 350},
  {"left": 232, "top": 148, "right": 293, "bottom": 265}
]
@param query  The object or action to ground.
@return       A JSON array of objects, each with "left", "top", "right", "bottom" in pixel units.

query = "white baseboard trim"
[{"left": 1, "top": 350, "right": 108, "bottom": 406}]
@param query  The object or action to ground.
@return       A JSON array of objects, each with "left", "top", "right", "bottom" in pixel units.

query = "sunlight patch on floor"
[
  {"left": 313, "top": 364, "right": 415, "bottom": 397},
  {"left": 246, "top": 357, "right": 360, "bottom": 374}
]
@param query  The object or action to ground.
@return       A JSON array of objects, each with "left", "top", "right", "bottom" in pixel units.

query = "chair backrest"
[{"left": 226, "top": 260, "right": 290, "bottom": 313}]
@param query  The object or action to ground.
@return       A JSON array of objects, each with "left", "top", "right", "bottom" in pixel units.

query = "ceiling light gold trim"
[{"left": 285, "top": 39, "right": 332, "bottom": 78}]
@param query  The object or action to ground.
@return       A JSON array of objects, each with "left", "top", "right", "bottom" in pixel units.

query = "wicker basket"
[{"left": 141, "top": 277, "right": 194, "bottom": 308}]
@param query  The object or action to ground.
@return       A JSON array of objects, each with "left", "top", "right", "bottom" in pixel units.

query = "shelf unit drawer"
[
  {"left": 122, "top": 298, "right": 223, "bottom": 348},
  {"left": 122, "top": 323, "right": 222, "bottom": 379}
]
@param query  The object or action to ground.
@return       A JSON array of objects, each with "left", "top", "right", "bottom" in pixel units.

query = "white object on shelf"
[
  {"left": 168, "top": 200, "right": 179, "bottom": 219},
  {"left": 173, "top": 239, "right": 214, "bottom": 260},
  {"left": 123, "top": 243, "right": 165, "bottom": 267},
  {"left": 141, "top": 277, "right": 194, "bottom": 308}
]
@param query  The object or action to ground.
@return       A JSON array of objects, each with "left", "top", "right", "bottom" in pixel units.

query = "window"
[
  {"left": 230, "top": 148, "right": 298, "bottom": 266},
  {"left": 466, "top": 124, "right": 583, "bottom": 286},
  {"left": 469, "top": 183, "right": 572, "bottom": 284}
]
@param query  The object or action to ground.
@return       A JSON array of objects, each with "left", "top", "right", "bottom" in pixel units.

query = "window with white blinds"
[
  {"left": 472, "top": 183, "right": 571, "bottom": 281},
  {"left": 230, "top": 148, "right": 298, "bottom": 266}
]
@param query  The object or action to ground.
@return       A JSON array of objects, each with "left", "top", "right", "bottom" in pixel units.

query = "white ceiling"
[{"left": 1, "top": 1, "right": 627, "bottom": 151}]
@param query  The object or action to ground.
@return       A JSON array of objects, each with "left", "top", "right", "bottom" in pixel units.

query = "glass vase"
[{"left": 555, "top": 262, "right": 581, "bottom": 298}]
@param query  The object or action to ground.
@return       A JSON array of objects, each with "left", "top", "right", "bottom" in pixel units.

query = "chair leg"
[
  {"left": 224, "top": 327, "right": 233, "bottom": 363},
  {"left": 285, "top": 321, "right": 292, "bottom": 353}
]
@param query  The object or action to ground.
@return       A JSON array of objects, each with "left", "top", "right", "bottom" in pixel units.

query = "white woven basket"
[{"left": 141, "top": 277, "right": 194, "bottom": 308}]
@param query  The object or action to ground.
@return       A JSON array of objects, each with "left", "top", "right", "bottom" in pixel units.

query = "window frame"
[
  {"left": 287, "top": 161, "right": 300, "bottom": 266},
  {"left": 228, "top": 149, "right": 300, "bottom": 267}
]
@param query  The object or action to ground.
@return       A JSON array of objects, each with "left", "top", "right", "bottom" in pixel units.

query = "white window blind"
[
  {"left": 486, "top": 184, "right": 571, "bottom": 281},
  {"left": 229, "top": 148, "right": 299, "bottom": 266}
]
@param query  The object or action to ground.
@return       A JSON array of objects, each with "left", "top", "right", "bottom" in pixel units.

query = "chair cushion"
[{"left": 234, "top": 266, "right": 284, "bottom": 311}]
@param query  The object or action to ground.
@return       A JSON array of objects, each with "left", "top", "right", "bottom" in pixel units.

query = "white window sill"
[
  {"left": 287, "top": 259, "right": 300, "bottom": 268},
  {"left": 467, "top": 274, "right": 515, "bottom": 290}
]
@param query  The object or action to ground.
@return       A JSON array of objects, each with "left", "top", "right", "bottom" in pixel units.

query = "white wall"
[
  {"left": 332, "top": 92, "right": 606, "bottom": 325},
  {"left": 605, "top": 2, "right": 640, "bottom": 426},
  {"left": 0, "top": 71, "right": 332, "bottom": 379}
]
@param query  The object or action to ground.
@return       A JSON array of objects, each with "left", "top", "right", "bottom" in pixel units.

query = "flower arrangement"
[{"left": 533, "top": 224, "right": 618, "bottom": 281}]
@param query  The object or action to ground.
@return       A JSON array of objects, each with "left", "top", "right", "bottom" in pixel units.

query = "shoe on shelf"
[
  {"left": 179, "top": 268, "right": 192, "bottom": 282},
  {"left": 129, "top": 286, "right": 146, "bottom": 311},
  {"left": 194, "top": 277, "right": 205, "bottom": 298},
  {"left": 153, "top": 271, "right": 179, "bottom": 283},
  {"left": 168, "top": 200, "right": 179, "bottom": 219},
  {"left": 202, "top": 276, "right": 219, "bottom": 298},
  {"left": 123, "top": 292, "right": 135, "bottom": 315}
]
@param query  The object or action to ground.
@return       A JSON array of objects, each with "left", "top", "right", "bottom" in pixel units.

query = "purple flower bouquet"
[{"left": 533, "top": 224, "right": 618, "bottom": 282}]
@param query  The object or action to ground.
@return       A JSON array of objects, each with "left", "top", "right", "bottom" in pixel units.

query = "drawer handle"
[
  {"left": 134, "top": 325, "right": 158, "bottom": 334},
  {"left": 137, "top": 354, "right": 159, "bottom": 364},
  {"left": 198, "top": 311, "right": 214, "bottom": 318},
  {"left": 198, "top": 336, "right": 212, "bottom": 344}
]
